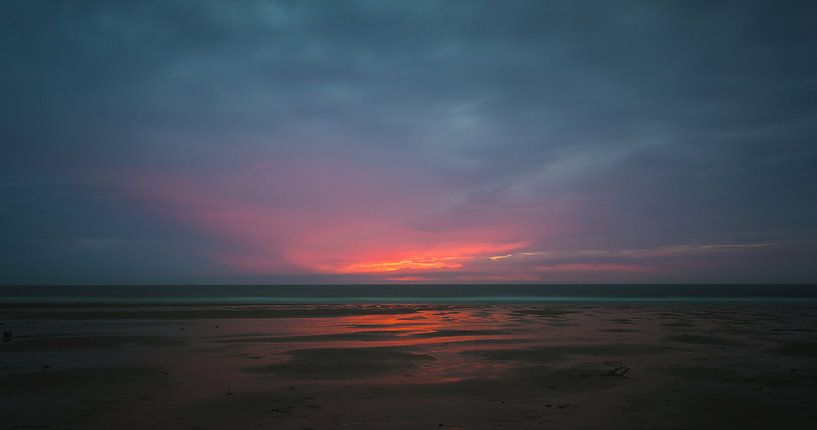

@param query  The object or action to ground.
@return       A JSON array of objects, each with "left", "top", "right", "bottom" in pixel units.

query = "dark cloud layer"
[{"left": 2, "top": 1, "right": 816, "bottom": 284}]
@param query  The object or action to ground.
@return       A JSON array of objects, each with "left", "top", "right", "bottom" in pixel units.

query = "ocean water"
[{"left": 1, "top": 284, "right": 816, "bottom": 304}]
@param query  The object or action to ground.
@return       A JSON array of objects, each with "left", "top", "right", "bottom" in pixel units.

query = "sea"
[{"left": 1, "top": 284, "right": 816, "bottom": 305}]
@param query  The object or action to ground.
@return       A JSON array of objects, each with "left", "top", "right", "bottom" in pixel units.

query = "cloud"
[{"left": 2, "top": 1, "right": 817, "bottom": 283}]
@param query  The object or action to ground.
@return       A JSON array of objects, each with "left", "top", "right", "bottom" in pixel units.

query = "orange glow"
[
  {"left": 384, "top": 276, "right": 427, "bottom": 281},
  {"left": 327, "top": 242, "right": 527, "bottom": 274},
  {"left": 342, "top": 258, "right": 462, "bottom": 273}
]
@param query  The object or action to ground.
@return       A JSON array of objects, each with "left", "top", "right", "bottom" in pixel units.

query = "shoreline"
[{"left": 2, "top": 303, "right": 817, "bottom": 429}]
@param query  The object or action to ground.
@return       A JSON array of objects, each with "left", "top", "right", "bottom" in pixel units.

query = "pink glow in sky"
[
  {"left": 116, "top": 154, "right": 778, "bottom": 283},
  {"left": 120, "top": 156, "right": 576, "bottom": 282}
]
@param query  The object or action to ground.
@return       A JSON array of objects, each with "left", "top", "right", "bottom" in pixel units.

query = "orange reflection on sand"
[
  {"left": 215, "top": 306, "right": 527, "bottom": 385},
  {"left": 200, "top": 306, "right": 525, "bottom": 382}
]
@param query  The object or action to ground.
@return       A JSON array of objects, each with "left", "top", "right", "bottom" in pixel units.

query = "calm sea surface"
[{"left": 1, "top": 284, "right": 816, "bottom": 304}]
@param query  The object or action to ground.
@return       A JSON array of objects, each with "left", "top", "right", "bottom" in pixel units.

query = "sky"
[{"left": 2, "top": 0, "right": 817, "bottom": 285}]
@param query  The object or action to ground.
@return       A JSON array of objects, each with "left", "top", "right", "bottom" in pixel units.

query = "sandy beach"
[{"left": 2, "top": 304, "right": 817, "bottom": 429}]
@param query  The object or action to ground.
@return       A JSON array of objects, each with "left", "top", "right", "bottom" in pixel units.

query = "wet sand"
[{"left": 2, "top": 304, "right": 817, "bottom": 429}]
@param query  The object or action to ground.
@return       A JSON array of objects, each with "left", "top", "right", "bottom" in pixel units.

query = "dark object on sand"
[
  {"left": 2, "top": 331, "right": 11, "bottom": 342},
  {"left": 607, "top": 366, "right": 631, "bottom": 376}
]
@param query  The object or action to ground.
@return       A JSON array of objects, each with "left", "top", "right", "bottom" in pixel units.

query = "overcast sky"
[{"left": 2, "top": 1, "right": 817, "bottom": 284}]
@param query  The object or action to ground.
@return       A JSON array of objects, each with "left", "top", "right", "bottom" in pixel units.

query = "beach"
[{"left": 2, "top": 304, "right": 817, "bottom": 429}]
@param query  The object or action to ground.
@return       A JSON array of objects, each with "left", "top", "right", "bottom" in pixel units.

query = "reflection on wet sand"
[{"left": 2, "top": 304, "right": 817, "bottom": 429}]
